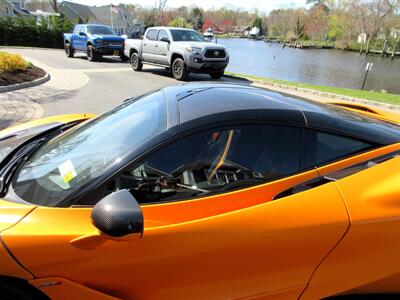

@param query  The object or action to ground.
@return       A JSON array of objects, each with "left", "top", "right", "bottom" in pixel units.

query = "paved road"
[{"left": 2, "top": 48, "right": 239, "bottom": 119}]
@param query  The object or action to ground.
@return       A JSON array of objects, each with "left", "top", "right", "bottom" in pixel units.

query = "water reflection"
[{"left": 219, "top": 38, "right": 400, "bottom": 94}]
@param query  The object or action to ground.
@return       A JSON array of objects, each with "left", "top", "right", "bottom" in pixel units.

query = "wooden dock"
[
  {"left": 263, "top": 38, "right": 400, "bottom": 59},
  {"left": 359, "top": 38, "right": 399, "bottom": 59},
  {"left": 282, "top": 41, "right": 334, "bottom": 49}
]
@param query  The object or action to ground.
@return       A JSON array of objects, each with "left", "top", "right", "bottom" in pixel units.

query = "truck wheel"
[
  {"left": 130, "top": 52, "right": 143, "bottom": 71},
  {"left": 87, "top": 45, "right": 97, "bottom": 62},
  {"left": 172, "top": 58, "right": 188, "bottom": 81},
  {"left": 65, "top": 43, "right": 74, "bottom": 58},
  {"left": 210, "top": 71, "right": 224, "bottom": 79}
]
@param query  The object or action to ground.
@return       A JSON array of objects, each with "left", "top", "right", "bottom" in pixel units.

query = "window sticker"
[{"left": 58, "top": 159, "right": 77, "bottom": 184}]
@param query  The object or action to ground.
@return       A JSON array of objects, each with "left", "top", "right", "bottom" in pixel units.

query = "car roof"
[
  {"left": 149, "top": 27, "right": 195, "bottom": 31},
  {"left": 161, "top": 83, "right": 400, "bottom": 145},
  {"left": 85, "top": 24, "right": 111, "bottom": 27}
]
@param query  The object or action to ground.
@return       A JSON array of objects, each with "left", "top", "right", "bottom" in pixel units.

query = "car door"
[
  {"left": 142, "top": 29, "right": 158, "bottom": 62},
  {"left": 2, "top": 124, "right": 349, "bottom": 300},
  {"left": 153, "top": 29, "right": 170, "bottom": 65},
  {"left": 71, "top": 25, "right": 81, "bottom": 50},
  {"left": 77, "top": 25, "right": 88, "bottom": 51}
]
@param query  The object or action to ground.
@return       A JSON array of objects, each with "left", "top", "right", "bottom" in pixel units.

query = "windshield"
[
  {"left": 87, "top": 25, "right": 115, "bottom": 35},
  {"left": 11, "top": 91, "right": 166, "bottom": 207},
  {"left": 170, "top": 29, "right": 204, "bottom": 42}
]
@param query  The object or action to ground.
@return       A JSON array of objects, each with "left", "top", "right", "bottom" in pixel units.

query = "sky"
[{"left": 68, "top": 0, "right": 307, "bottom": 13}]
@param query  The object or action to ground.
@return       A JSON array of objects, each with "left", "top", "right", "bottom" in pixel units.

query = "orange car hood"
[{"left": 0, "top": 199, "right": 35, "bottom": 233}]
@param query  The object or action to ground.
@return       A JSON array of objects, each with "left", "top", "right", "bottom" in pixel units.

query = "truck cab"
[{"left": 64, "top": 24, "right": 126, "bottom": 62}]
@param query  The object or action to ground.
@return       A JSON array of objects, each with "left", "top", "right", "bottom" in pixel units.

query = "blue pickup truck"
[{"left": 64, "top": 24, "right": 127, "bottom": 62}]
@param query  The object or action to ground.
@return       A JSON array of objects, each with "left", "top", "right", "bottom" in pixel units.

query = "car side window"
[
  {"left": 305, "top": 130, "right": 373, "bottom": 168},
  {"left": 146, "top": 29, "right": 158, "bottom": 41},
  {"left": 74, "top": 25, "right": 80, "bottom": 34},
  {"left": 102, "top": 125, "right": 301, "bottom": 204},
  {"left": 158, "top": 30, "right": 169, "bottom": 41}
]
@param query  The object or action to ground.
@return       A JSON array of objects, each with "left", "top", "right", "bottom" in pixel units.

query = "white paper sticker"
[{"left": 58, "top": 159, "right": 77, "bottom": 184}]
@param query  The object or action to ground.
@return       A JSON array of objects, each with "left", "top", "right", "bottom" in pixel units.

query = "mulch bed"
[{"left": 0, "top": 66, "right": 46, "bottom": 86}]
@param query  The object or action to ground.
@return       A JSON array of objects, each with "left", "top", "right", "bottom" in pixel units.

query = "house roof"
[
  {"left": 59, "top": 1, "right": 96, "bottom": 21},
  {"left": 231, "top": 25, "right": 251, "bottom": 33},
  {"left": 13, "top": 5, "right": 30, "bottom": 16},
  {"left": 59, "top": 1, "right": 142, "bottom": 29}
]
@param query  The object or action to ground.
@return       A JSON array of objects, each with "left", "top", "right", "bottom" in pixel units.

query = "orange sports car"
[{"left": 0, "top": 83, "right": 399, "bottom": 300}]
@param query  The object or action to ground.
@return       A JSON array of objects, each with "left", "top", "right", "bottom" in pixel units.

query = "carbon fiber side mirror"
[{"left": 92, "top": 190, "right": 144, "bottom": 238}]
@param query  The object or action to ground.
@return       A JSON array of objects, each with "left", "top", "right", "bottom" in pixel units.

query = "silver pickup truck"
[{"left": 124, "top": 27, "right": 229, "bottom": 81}]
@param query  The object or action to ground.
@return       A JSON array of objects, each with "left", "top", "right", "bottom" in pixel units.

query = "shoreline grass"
[{"left": 225, "top": 71, "right": 400, "bottom": 106}]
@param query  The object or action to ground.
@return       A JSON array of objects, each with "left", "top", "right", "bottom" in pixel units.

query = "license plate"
[
  {"left": 113, "top": 51, "right": 119, "bottom": 56},
  {"left": 213, "top": 63, "right": 224, "bottom": 68}
]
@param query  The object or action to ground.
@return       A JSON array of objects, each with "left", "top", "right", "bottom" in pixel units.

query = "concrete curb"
[
  {"left": 0, "top": 73, "right": 50, "bottom": 93},
  {"left": 0, "top": 46, "right": 63, "bottom": 51},
  {"left": 225, "top": 75, "right": 400, "bottom": 112}
]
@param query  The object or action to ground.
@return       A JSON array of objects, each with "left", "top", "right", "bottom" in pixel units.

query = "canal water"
[{"left": 218, "top": 38, "right": 400, "bottom": 94}]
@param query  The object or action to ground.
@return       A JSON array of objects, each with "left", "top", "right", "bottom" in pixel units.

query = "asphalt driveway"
[{"left": 1, "top": 47, "right": 238, "bottom": 120}]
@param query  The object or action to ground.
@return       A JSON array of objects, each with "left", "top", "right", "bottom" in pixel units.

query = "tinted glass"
[
  {"left": 306, "top": 130, "right": 372, "bottom": 168},
  {"left": 170, "top": 29, "right": 204, "bottom": 42},
  {"left": 146, "top": 29, "right": 158, "bottom": 41},
  {"left": 73, "top": 25, "right": 81, "bottom": 34},
  {"left": 158, "top": 30, "right": 169, "bottom": 41},
  {"left": 12, "top": 91, "right": 166, "bottom": 207},
  {"left": 102, "top": 125, "right": 301, "bottom": 204},
  {"left": 87, "top": 25, "right": 114, "bottom": 35}
]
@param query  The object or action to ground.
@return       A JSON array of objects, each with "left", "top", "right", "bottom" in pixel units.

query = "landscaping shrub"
[
  {"left": 0, "top": 16, "right": 74, "bottom": 49},
  {"left": 0, "top": 51, "right": 30, "bottom": 72}
]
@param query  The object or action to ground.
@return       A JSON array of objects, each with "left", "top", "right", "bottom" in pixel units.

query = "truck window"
[
  {"left": 146, "top": 29, "right": 158, "bottom": 41},
  {"left": 73, "top": 25, "right": 81, "bottom": 34},
  {"left": 158, "top": 30, "right": 169, "bottom": 41}
]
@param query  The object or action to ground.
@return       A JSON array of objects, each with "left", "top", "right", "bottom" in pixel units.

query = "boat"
[{"left": 204, "top": 28, "right": 214, "bottom": 39}]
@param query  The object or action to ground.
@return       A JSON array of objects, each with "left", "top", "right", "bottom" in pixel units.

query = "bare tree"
[
  {"left": 154, "top": 0, "right": 168, "bottom": 26},
  {"left": 25, "top": 0, "right": 52, "bottom": 12},
  {"left": 49, "top": 0, "right": 57, "bottom": 12}
]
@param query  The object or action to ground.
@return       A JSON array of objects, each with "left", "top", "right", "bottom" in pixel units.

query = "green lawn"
[{"left": 226, "top": 71, "right": 400, "bottom": 106}]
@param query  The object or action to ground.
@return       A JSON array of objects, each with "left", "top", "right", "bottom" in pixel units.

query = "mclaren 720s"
[{"left": 0, "top": 83, "right": 399, "bottom": 300}]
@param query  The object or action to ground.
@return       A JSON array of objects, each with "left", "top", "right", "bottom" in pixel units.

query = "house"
[
  {"left": 390, "top": 28, "right": 400, "bottom": 39},
  {"left": 231, "top": 25, "right": 251, "bottom": 36},
  {"left": 31, "top": 10, "right": 60, "bottom": 24},
  {"left": 0, "top": 0, "right": 30, "bottom": 16},
  {"left": 357, "top": 33, "right": 367, "bottom": 44},
  {"left": 9, "top": 0, "right": 24, "bottom": 9},
  {"left": 59, "top": 1, "right": 144, "bottom": 36},
  {"left": 0, "top": 0, "right": 14, "bottom": 16}
]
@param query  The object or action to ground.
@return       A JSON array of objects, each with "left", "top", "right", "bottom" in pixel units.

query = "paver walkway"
[{"left": 0, "top": 56, "right": 90, "bottom": 130}]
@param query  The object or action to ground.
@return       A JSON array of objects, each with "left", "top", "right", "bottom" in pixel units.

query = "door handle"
[
  {"left": 143, "top": 43, "right": 147, "bottom": 46},
  {"left": 155, "top": 44, "right": 159, "bottom": 47}
]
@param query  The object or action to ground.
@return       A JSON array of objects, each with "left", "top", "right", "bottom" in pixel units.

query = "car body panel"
[
  {"left": 0, "top": 200, "right": 35, "bottom": 233},
  {"left": 29, "top": 277, "right": 120, "bottom": 300},
  {"left": 3, "top": 175, "right": 348, "bottom": 299},
  {"left": 0, "top": 200, "right": 35, "bottom": 279},
  {"left": 324, "top": 100, "right": 400, "bottom": 124},
  {"left": 0, "top": 237, "right": 33, "bottom": 280},
  {"left": 0, "top": 114, "right": 96, "bottom": 138},
  {"left": 301, "top": 155, "right": 400, "bottom": 299}
]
